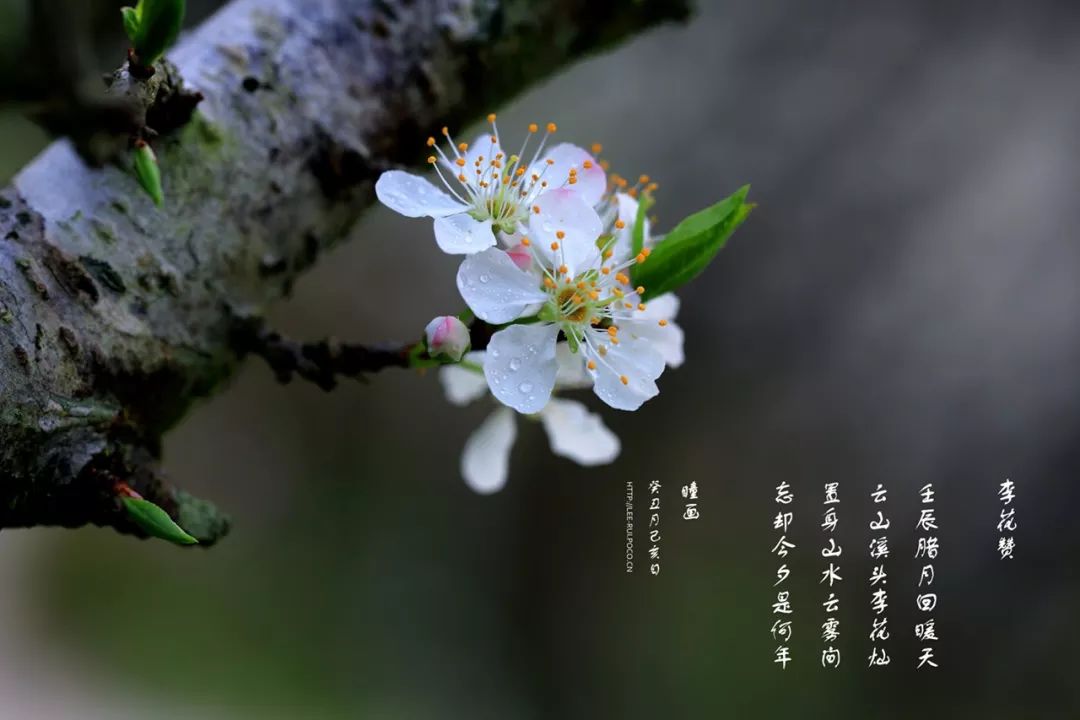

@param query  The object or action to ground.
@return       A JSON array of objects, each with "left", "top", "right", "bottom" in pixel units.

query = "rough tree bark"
[{"left": 0, "top": 0, "right": 690, "bottom": 544}]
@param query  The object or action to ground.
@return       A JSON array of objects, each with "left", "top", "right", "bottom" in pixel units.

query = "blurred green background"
[{"left": 3, "top": 0, "right": 1080, "bottom": 718}]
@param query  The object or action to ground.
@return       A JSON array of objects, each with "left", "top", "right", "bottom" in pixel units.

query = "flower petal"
[
  {"left": 639, "top": 293, "right": 679, "bottom": 321},
  {"left": 622, "top": 293, "right": 684, "bottom": 368},
  {"left": 585, "top": 331, "right": 665, "bottom": 411},
  {"left": 433, "top": 213, "right": 497, "bottom": 254},
  {"left": 465, "top": 133, "right": 503, "bottom": 172},
  {"left": 439, "top": 351, "right": 489, "bottom": 406},
  {"left": 539, "top": 143, "right": 606, "bottom": 206},
  {"left": 375, "top": 170, "right": 467, "bottom": 218},
  {"left": 554, "top": 342, "right": 592, "bottom": 390},
  {"left": 456, "top": 248, "right": 549, "bottom": 324},
  {"left": 529, "top": 188, "right": 602, "bottom": 276},
  {"left": 612, "top": 192, "right": 651, "bottom": 259},
  {"left": 540, "top": 398, "right": 620, "bottom": 466},
  {"left": 461, "top": 407, "right": 517, "bottom": 494},
  {"left": 484, "top": 323, "right": 561, "bottom": 413}
]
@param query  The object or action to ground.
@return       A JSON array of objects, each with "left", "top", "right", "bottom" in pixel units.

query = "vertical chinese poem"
[
  {"left": 772, "top": 481, "right": 795, "bottom": 669},
  {"left": 820, "top": 482, "right": 842, "bottom": 668},
  {"left": 914, "top": 483, "right": 939, "bottom": 669},
  {"left": 868, "top": 483, "right": 892, "bottom": 668}
]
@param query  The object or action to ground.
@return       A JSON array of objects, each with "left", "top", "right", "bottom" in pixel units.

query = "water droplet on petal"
[
  {"left": 518, "top": 382, "right": 533, "bottom": 393},
  {"left": 479, "top": 274, "right": 490, "bottom": 283},
  {"left": 509, "top": 357, "right": 521, "bottom": 371}
]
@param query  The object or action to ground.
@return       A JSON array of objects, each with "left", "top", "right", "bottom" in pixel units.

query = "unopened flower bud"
[{"left": 425, "top": 315, "right": 470, "bottom": 361}]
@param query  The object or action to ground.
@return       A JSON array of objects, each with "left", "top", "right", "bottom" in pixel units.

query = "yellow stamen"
[
  {"left": 556, "top": 230, "right": 565, "bottom": 240},
  {"left": 658, "top": 319, "right": 668, "bottom": 327},
  {"left": 614, "top": 220, "right": 626, "bottom": 229},
  {"left": 547, "top": 122, "right": 557, "bottom": 133},
  {"left": 587, "top": 360, "right": 597, "bottom": 370},
  {"left": 529, "top": 123, "right": 538, "bottom": 133},
  {"left": 550, "top": 242, "right": 560, "bottom": 251},
  {"left": 620, "top": 375, "right": 629, "bottom": 385}
]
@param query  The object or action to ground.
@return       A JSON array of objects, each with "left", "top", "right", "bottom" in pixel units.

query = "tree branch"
[{"left": 0, "top": 0, "right": 691, "bottom": 544}]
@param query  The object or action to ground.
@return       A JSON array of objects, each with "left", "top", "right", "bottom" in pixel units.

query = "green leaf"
[
  {"left": 121, "top": 496, "right": 199, "bottom": 545},
  {"left": 633, "top": 185, "right": 752, "bottom": 301},
  {"left": 631, "top": 193, "right": 654, "bottom": 258},
  {"left": 120, "top": 7, "right": 140, "bottom": 44},
  {"left": 133, "top": 141, "right": 164, "bottom": 206},
  {"left": 132, "top": 0, "right": 184, "bottom": 66}
]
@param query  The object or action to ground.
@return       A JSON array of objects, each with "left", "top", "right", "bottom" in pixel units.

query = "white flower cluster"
[{"left": 376, "top": 115, "right": 684, "bottom": 492}]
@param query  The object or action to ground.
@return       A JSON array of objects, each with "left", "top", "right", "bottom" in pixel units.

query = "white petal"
[
  {"left": 639, "top": 293, "right": 679, "bottom": 321},
  {"left": 461, "top": 407, "right": 517, "bottom": 494},
  {"left": 375, "top": 170, "right": 467, "bottom": 218},
  {"left": 586, "top": 332, "right": 665, "bottom": 411},
  {"left": 529, "top": 189, "right": 602, "bottom": 275},
  {"left": 433, "top": 213, "right": 497, "bottom": 254},
  {"left": 623, "top": 294, "right": 684, "bottom": 367},
  {"left": 439, "top": 351, "right": 489, "bottom": 406},
  {"left": 623, "top": 317, "right": 685, "bottom": 368},
  {"left": 456, "top": 248, "right": 549, "bottom": 324},
  {"left": 612, "top": 192, "right": 651, "bottom": 260},
  {"left": 484, "top": 323, "right": 561, "bottom": 414},
  {"left": 538, "top": 144, "right": 606, "bottom": 206},
  {"left": 465, "top": 133, "right": 503, "bottom": 171},
  {"left": 554, "top": 342, "right": 592, "bottom": 390},
  {"left": 540, "top": 398, "right": 620, "bottom": 466}
]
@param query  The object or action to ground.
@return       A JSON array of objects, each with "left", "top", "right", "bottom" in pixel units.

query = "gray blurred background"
[{"left": 2, "top": 0, "right": 1079, "bottom": 717}]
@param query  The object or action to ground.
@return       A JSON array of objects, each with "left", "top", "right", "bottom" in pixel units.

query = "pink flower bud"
[{"left": 425, "top": 315, "right": 470, "bottom": 361}]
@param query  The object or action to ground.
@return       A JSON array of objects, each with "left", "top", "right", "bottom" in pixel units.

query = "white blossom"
[
  {"left": 456, "top": 188, "right": 682, "bottom": 413},
  {"left": 440, "top": 347, "right": 620, "bottom": 493},
  {"left": 374, "top": 115, "right": 605, "bottom": 254}
]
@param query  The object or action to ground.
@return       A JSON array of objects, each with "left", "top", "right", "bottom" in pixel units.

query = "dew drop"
[
  {"left": 518, "top": 382, "right": 533, "bottom": 393},
  {"left": 479, "top": 274, "right": 491, "bottom": 283},
  {"left": 509, "top": 357, "right": 522, "bottom": 371}
]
